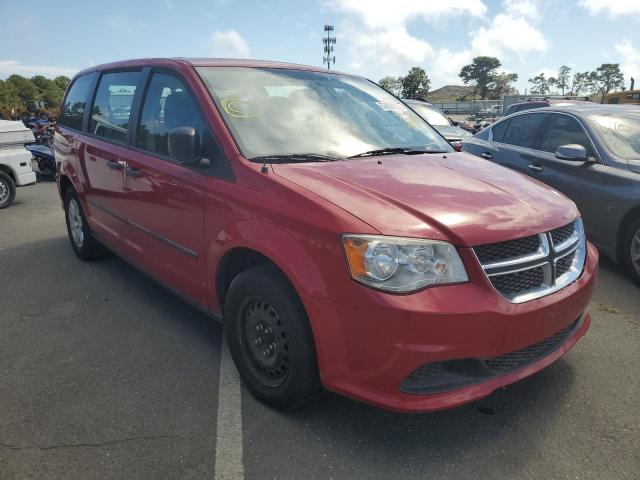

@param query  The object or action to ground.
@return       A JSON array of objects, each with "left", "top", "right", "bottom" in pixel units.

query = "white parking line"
[{"left": 215, "top": 337, "right": 245, "bottom": 480}]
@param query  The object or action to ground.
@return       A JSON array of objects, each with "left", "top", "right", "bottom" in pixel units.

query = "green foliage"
[
  {"left": 0, "top": 74, "right": 70, "bottom": 110},
  {"left": 459, "top": 56, "right": 502, "bottom": 100},
  {"left": 378, "top": 76, "right": 403, "bottom": 97},
  {"left": 555, "top": 65, "right": 571, "bottom": 95},
  {"left": 593, "top": 63, "right": 625, "bottom": 101},
  {"left": 488, "top": 72, "right": 518, "bottom": 99},
  {"left": 528, "top": 73, "right": 553, "bottom": 95},
  {"left": 401, "top": 67, "right": 430, "bottom": 99}
]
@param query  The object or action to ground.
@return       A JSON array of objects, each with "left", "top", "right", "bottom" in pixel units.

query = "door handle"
[
  {"left": 125, "top": 166, "right": 142, "bottom": 178},
  {"left": 106, "top": 159, "right": 123, "bottom": 170},
  {"left": 481, "top": 152, "right": 493, "bottom": 160},
  {"left": 528, "top": 164, "right": 543, "bottom": 172}
]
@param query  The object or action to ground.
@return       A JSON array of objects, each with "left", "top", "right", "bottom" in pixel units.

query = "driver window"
[{"left": 538, "top": 114, "right": 593, "bottom": 156}]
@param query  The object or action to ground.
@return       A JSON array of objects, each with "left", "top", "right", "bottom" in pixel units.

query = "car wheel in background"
[
  {"left": 0, "top": 171, "right": 16, "bottom": 209},
  {"left": 623, "top": 217, "right": 640, "bottom": 283},
  {"left": 224, "top": 263, "right": 322, "bottom": 410},
  {"left": 63, "top": 188, "right": 108, "bottom": 261}
]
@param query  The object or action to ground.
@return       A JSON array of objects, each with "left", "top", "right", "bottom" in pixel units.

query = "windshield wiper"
[
  {"left": 249, "top": 153, "right": 340, "bottom": 164},
  {"left": 347, "top": 147, "right": 448, "bottom": 159}
]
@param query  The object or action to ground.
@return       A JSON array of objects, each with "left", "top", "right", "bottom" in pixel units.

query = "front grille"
[
  {"left": 400, "top": 318, "right": 581, "bottom": 394},
  {"left": 473, "top": 219, "right": 585, "bottom": 303},
  {"left": 550, "top": 223, "right": 575, "bottom": 246},
  {"left": 555, "top": 250, "right": 575, "bottom": 277},
  {"left": 490, "top": 266, "right": 544, "bottom": 294},
  {"left": 485, "top": 320, "right": 577, "bottom": 373},
  {"left": 474, "top": 235, "right": 540, "bottom": 264}
]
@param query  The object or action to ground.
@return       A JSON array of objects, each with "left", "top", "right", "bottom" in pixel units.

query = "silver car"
[{"left": 462, "top": 104, "right": 640, "bottom": 282}]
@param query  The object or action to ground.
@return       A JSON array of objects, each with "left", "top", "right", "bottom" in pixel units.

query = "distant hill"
[{"left": 427, "top": 85, "right": 477, "bottom": 102}]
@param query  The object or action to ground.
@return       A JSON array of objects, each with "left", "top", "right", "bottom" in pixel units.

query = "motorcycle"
[{"left": 25, "top": 142, "right": 55, "bottom": 177}]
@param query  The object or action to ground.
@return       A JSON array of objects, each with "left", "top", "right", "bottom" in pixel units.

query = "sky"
[{"left": 1, "top": 0, "right": 639, "bottom": 93}]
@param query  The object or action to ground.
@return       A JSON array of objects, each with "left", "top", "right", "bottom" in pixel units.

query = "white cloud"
[
  {"left": 209, "top": 29, "right": 250, "bottom": 58},
  {"left": 579, "top": 0, "right": 640, "bottom": 17},
  {"left": 0, "top": 60, "right": 78, "bottom": 78},
  {"left": 615, "top": 39, "right": 640, "bottom": 85},
  {"left": 332, "top": 0, "right": 486, "bottom": 28},
  {"left": 348, "top": 26, "right": 433, "bottom": 74},
  {"left": 471, "top": 13, "right": 547, "bottom": 57},
  {"left": 503, "top": 0, "right": 540, "bottom": 19}
]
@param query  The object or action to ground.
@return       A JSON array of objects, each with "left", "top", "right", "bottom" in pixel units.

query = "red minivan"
[{"left": 55, "top": 59, "right": 598, "bottom": 413}]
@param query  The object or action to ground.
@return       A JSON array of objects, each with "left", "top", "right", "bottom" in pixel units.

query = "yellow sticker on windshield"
[{"left": 220, "top": 98, "right": 261, "bottom": 119}]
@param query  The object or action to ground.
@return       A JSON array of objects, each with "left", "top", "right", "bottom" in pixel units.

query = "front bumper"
[{"left": 304, "top": 242, "right": 598, "bottom": 413}]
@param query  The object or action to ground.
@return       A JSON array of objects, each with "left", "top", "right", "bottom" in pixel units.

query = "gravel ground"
[{"left": 1, "top": 181, "right": 638, "bottom": 480}]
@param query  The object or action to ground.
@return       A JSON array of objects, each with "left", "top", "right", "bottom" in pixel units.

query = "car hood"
[
  {"left": 272, "top": 152, "right": 579, "bottom": 247},
  {"left": 434, "top": 125, "right": 472, "bottom": 141}
]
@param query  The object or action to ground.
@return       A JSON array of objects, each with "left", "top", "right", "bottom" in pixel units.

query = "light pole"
[{"left": 323, "top": 25, "right": 336, "bottom": 69}]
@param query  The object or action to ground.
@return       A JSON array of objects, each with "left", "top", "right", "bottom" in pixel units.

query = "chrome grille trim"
[{"left": 474, "top": 219, "right": 586, "bottom": 303}]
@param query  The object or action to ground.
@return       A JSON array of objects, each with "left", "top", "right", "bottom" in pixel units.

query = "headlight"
[{"left": 342, "top": 234, "right": 468, "bottom": 292}]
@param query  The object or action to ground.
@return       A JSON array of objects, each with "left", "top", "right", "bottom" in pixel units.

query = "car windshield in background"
[
  {"left": 197, "top": 67, "right": 452, "bottom": 160},
  {"left": 590, "top": 114, "right": 640, "bottom": 160},
  {"left": 409, "top": 103, "right": 450, "bottom": 126}
]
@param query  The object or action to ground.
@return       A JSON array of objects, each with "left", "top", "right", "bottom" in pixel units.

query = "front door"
[{"left": 118, "top": 71, "right": 211, "bottom": 305}]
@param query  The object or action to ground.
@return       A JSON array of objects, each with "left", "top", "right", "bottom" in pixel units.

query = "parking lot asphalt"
[{"left": 1, "top": 181, "right": 639, "bottom": 480}]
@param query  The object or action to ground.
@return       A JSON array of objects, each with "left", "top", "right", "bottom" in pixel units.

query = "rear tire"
[
  {"left": 64, "top": 188, "right": 108, "bottom": 261},
  {"left": 623, "top": 217, "right": 640, "bottom": 284},
  {"left": 0, "top": 171, "right": 16, "bottom": 209},
  {"left": 224, "top": 264, "right": 322, "bottom": 410}
]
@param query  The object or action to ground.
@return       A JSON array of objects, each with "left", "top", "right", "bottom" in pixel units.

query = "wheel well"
[
  {"left": 0, "top": 164, "right": 16, "bottom": 182},
  {"left": 59, "top": 175, "right": 73, "bottom": 199},
  {"left": 617, "top": 205, "right": 640, "bottom": 260},
  {"left": 216, "top": 248, "right": 275, "bottom": 310}
]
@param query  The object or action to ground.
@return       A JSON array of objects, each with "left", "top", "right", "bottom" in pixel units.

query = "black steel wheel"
[
  {"left": 224, "top": 263, "right": 322, "bottom": 410},
  {"left": 240, "top": 297, "right": 291, "bottom": 387}
]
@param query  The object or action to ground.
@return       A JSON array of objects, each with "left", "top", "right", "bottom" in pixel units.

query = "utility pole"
[{"left": 323, "top": 25, "right": 336, "bottom": 69}]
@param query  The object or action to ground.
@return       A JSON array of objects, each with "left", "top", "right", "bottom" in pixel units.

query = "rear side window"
[
  {"left": 501, "top": 113, "right": 546, "bottom": 149},
  {"left": 491, "top": 119, "right": 509, "bottom": 142},
  {"left": 90, "top": 71, "right": 141, "bottom": 144},
  {"left": 60, "top": 73, "right": 97, "bottom": 130},
  {"left": 538, "top": 113, "right": 593, "bottom": 156}
]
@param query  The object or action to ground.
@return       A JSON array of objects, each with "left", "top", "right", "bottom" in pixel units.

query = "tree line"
[
  {"left": 0, "top": 74, "right": 71, "bottom": 112},
  {"left": 379, "top": 56, "right": 629, "bottom": 102},
  {"left": 528, "top": 64, "right": 625, "bottom": 101}
]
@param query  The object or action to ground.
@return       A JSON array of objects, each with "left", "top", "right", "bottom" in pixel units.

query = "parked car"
[
  {"left": 404, "top": 99, "right": 472, "bottom": 148},
  {"left": 462, "top": 104, "right": 640, "bottom": 282},
  {"left": 56, "top": 59, "right": 597, "bottom": 413},
  {"left": 503, "top": 96, "right": 592, "bottom": 117},
  {"left": 0, "top": 120, "right": 37, "bottom": 208}
]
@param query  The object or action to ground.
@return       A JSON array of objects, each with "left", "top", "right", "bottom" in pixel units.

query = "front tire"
[
  {"left": 623, "top": 217, "right": 640, "bottom": 283},
  {"left": 224, "top": 264, "right": 322, "bottom": 410},
  {"left": 64, "top": 189, "right": 107, "bottom": 260},
  {"left": 0, "top": 171, "right": 16, "bottom": 209}
]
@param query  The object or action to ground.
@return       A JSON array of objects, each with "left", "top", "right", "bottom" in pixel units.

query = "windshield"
[
  {"left": 197, "top": 67, "right": 452, "bottom": 160},
  {"left": 408, "top": 103, "right": 451, "bottom": 126},
  {"left": 590, "top": 113, "right": 640, "bottom": 160}
]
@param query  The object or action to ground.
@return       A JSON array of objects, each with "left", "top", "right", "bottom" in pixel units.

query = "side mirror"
[
  {"left": 555, "top": 144, "right": 588, "bottom": 161},
  {"left": 168, "top": 126, "right": 200, "bottom": 164}
]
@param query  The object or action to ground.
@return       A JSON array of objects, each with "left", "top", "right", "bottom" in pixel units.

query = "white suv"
[{"left": 0, "top": 120, "right": 37, "bottom": 208}]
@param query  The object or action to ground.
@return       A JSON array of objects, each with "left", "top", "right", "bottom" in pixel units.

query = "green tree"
[
  {"left": 570, "top": 71, "right": 591, "bottom": 95},
  {"left": 488, "top": 72, "right": 518, "bottom": 99},
  {"left": 555, "top": 65, "right": 571, "bottom": 95},
  {"left": 53, "top": 76, "right": 70, "bottom": 92},
  {"left": 459, "top": 56, "right": 502, "bottom": 100},
  {"left": 0, "top": 80, "right": 21, "bottom": 109},
  {"left": 30, "top": 75, "right": 53, "bottom": 93},
  {"left": 6, "top": 74, "right": 39, "bottom": 104},
  {"left": 378, "top": 76, "right": 403, "bottom": 97},
  {"left": 401, "top": 67, "right": 430, "bottom": 99},
  {"left": 593, "top": 63, "right": 625, "bottom": 101},
  {"left": 528, "top": 73, "right": 553, "bottom": 95}
]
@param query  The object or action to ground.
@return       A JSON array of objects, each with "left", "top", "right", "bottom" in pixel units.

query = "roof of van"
[{"left": 74, "top": 58, "right": 350, "bottom": 78}]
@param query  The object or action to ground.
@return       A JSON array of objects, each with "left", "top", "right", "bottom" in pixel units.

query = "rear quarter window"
[
  {"left": 491, "top": 119, "right": 509, "bottom": 142},
  {"left": 60, "top": 72, "right": 97, "bottom": 130}
]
